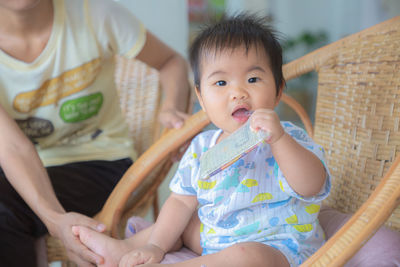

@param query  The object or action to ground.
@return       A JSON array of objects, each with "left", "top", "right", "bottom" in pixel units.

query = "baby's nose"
[{"left": 232, "top": 86, "right": 248, "bottom": 99}]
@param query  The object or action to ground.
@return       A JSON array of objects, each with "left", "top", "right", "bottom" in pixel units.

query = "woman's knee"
[{"left": 0, "top": 178, "right": 45, "bottom": 235}]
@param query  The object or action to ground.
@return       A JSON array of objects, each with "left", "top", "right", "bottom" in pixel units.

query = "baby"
[{"left": 74, "top": 13, "right": 331, "bottom": 267}]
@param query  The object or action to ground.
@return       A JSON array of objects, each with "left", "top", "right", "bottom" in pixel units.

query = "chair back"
[
  {"left": 114, "top": 56, "right": 162, "bottom": 156},
  {"left": 284, "top": 16, "right": 400, "bottom": 231}
]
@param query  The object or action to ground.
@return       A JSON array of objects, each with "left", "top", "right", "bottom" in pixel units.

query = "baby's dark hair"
[{"left": 189, "top": 13, "right": 284, "bottom": 95}]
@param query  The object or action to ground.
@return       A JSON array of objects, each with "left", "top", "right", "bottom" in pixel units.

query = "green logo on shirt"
[{"left": 60, "top": 92, "right": 103, "bottom": 123}]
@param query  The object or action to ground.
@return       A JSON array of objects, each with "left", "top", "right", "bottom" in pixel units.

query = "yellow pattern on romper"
[
  {"left": 305, "top": 204, "right": 320, "bottom": 214},
  {"left": 207, "top": 228, "right": 216, "bottom": 234},
  {"left": 293, "top": 224, "right": 313, "bottom": 232},
  {"left": 279, "top": 180, "right": 285, "bottom": 192},
  {"left": 251, "top": 193, "right": 273, "bottom": 203},
  {"left": 241, "top": 179, "right": 258, "bottom": 187},
  {"left": 198, "top": 180, "right": 217, "bottom": 190},
  {"left": 285, "top": 214, "right": 298, "bottom": 224}
]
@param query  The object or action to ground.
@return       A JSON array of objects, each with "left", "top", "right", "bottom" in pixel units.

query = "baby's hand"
[
  {"left": 119, "top": 243, "right": 165, "bottom": 267},
  {"left": 249, "top": 109, "right": 284, "bottom": 144},
  {"left": 159, "top": 107, "right": 189, "bottom": 129}
]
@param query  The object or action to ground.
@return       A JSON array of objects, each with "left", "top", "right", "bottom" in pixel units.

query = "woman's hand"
[
  {"left": 159, "top": 107, "right": 189, "bottom": 129},
  {"left": 119, "top": 243, "right": 165, "bottom": 267},
  {"left": 48, "top": 212, "right": 106, "bottom": 267},
  {"left": 249, "top": 109, "right": 285, "bottom": 144}
]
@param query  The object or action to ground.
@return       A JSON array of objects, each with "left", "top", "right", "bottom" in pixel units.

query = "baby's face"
[{"left": 196, "top": 45, "right": 280, "bottom": 138}]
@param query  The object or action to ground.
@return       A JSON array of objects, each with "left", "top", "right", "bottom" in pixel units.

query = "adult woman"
[{"left": 0, "top": 0, "right": 190, "bottom": 266}]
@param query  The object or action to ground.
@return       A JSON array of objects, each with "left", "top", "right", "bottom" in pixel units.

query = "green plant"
[{"left": 278, "top": 31, "right": 328, "bottom": 125}]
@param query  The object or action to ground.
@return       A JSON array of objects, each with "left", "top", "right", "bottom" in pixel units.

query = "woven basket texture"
[
  {"left": 313, "top": 22, "right": 400, "bottom": 231},
  {"left": 114, "top": 57, "right": 161, "bottom": 155}
]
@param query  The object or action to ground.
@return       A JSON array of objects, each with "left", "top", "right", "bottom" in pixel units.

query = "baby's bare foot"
[{"left": 73, "top": 226, "right": 132, "bottom": 267}]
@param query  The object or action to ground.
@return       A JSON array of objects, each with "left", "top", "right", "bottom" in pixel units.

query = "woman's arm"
[
  {"left": 136, "top": 31, "right": 190, "bottom": 128},
  {"left": 0, "top": 104, "right": 105, "bottom": 266}
]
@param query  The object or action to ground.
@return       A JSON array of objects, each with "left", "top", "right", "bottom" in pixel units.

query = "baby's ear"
[
  {"left": 194, "top": 87, "right": 206, "bottom": 111},
  {"left": 274, "top": 83, "right": 284, "bottom": 107}
]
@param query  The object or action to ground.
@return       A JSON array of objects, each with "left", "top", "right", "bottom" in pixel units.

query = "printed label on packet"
[{"left": 199, "top": 119, "right": 270, "bottom": 179}]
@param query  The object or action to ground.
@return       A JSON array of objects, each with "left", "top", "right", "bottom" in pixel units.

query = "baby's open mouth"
[{"left": 232, "top": 108, "right": 251, "bottom": 122}]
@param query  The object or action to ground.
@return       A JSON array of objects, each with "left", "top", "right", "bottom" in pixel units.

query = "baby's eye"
[
  {"left": 248, "top": 77, "right": 259, "bottom": 83},
  {"left": 215, "top": 80, "right": 227, "bottom": 86}
]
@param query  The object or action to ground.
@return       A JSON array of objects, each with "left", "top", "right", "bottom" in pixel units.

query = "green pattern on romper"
[
  {"left": 60, "top": 92, "right": 103, "bottom": 123},
  {"left": 234, "top": 221, "right": 260, "bottom": 236}
]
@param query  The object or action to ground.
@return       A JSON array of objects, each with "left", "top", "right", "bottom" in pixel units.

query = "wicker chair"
[
  {"left": 296, "top": 16, "right": 400, "bottom": 266},
  {"left": 46, "top": 56, "right": 181, "bottom": 265},
  {"left": 50, "top": 16, "right": 400, "bottom": 266}
]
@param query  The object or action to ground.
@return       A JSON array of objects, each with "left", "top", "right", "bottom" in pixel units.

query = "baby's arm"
[
  {"left": 119, "top": 192, "right": 198, "bottom": 266},
  {"left": 250, "top": 109, "right": 326, "bottom": 197}
]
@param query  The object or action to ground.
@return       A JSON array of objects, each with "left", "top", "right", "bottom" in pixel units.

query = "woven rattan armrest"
[
  {"left": 95, "top": 111, "right": 210, "bottom": 237},
  {"left": 301, "top": 156, "right": 400, "bottom": 266}
]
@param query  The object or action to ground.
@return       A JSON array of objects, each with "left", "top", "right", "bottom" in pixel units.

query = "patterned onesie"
[{"left": 170, "top": 121, "right": 331, "bottom": 266}]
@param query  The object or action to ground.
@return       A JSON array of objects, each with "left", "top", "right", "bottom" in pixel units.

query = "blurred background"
[
  {"left": 117, "top": 0, "right": 399, "bottom": 125},
  {"left": 114, "top": 0, "right": 399, "bottom": 220}
]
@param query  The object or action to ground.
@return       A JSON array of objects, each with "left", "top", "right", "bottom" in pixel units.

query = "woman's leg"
[
  {"left": 0, "top": 159, "right": 131, "bottom": 267},
  {"left": 0, "top": 168, "right": 44, "bottom": 267},
  {"left": 47, "top": 159, "right": 132, "bottom": 216}
]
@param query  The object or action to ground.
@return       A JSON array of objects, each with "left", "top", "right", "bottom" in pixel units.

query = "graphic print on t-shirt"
[
  {"left": 13, "top": 58, "right": 102, "bottom": 113},
  {"left": 59, "top": 92, "right": 103, "bottom": 123},
  {"left": 15, "top": 117, "right": 54, "bottom": 143}
]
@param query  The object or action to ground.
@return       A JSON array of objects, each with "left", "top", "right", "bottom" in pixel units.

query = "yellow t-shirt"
[{"left": 0, "top": 0, "right": 146, "bottom": 166}]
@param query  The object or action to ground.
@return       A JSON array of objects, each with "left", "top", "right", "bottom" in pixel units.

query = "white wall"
[
  {"left": 113, "top": 0, "right": 399, "bottom": 63},
  {"left": 268, "top": 0, "right": 398, "bottom": 44},
  {"left": 115, "top": 0, "right": 189, "bottom": 58},
  {"left": 226, "top": 0, "right": 268, "bottom": 15},
  {"left": 225, "top": 0, "right": 398, "bottom": 45}
]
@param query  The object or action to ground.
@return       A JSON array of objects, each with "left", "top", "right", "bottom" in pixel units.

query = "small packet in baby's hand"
[{"left": 199, "top": 119, "right": 270, "bottom": 179}]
